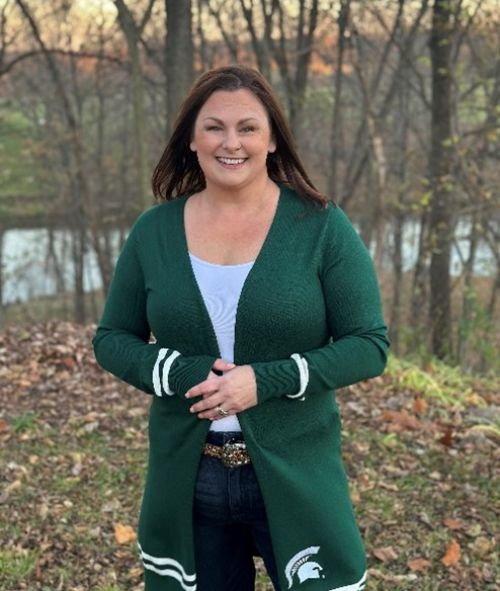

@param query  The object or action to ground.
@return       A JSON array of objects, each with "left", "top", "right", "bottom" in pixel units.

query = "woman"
[{"left": 92, "top": 65, "right": 389, "bottom": 591}]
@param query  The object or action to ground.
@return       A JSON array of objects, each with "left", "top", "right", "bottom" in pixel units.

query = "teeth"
[{"left": 217, "top": 157, "right": 245, "bottom": 165}]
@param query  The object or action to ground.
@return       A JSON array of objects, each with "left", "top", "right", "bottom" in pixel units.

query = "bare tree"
[
  {"left": 14, "top": 0, "right": 91, "bottom": 322},
  {"left": 165, "top": 0, "right": 194, "bottom": 136},
  {"left": 428, "top": 0, "right": 456, "bottom": 359},
  {"left": 328, "top": 0, "right": 350, "bottom": 200},
  {"left": 236, "top": 0, "right": 318, "bottom": 144},
  {"left": 113, "top": 0, "right": 156, "bottom": 208}
]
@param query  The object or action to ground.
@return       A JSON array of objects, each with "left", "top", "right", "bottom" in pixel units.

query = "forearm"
[
  {"left": 251, "top": 325, "right": 389, "bottom": 404},
  {"left": 93, "top": 326, "right": 217, "bottom": 398}
]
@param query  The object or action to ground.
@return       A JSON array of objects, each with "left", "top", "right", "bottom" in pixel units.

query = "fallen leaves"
[
  {"left": 441, "top": 538, "right": 461, "bottom": 567},
  {"left": 443, "top": 517, "right": 466, "bottom": 530},
  {"left": 413, "top": 396, "right": 428, "bottom": 415},
  {"left": 0, "top": 322, "right": 498, "bottom": 590},
  {"left": 407, "top": 557, "right": 432, "bottom": 572},
  {"left": 0, "top": 479, "right": 22, "bottom": 504},
  {"left": 114, "top": 523, "right": 137, "bottom": 545},
  {"left": 0, "top": 322, "right": 149, "bottom": 590},
  {"left": 382, "top": 409, "right": 422, "bottom": 432},
  {"left": 438, "top": 425, "right": 454, "bottom": 447},
  {"left": 373, "top": 546, "right": 399, "bottom": 563}
]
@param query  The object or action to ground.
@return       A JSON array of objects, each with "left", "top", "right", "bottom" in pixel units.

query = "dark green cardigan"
[{"left": 92, "top": 187, "right": 389, "bottom": 591}]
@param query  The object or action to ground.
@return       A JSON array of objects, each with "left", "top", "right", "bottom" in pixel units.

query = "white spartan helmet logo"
[
  {"left": 297, "top": 560, "right": 324, "bottom": 583},
  {"left": 285, "top": 546, "right": 325, "bottom": 588}
]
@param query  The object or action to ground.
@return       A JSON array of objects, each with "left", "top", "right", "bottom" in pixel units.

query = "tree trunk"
[
  {"left": 488, "top": 266, "right": 499, "bottom": 319},
  {"left": 114, "top": 0, "right": 155, "bottom": 208},
  {"left": 72, "top": 224, "right": 86, "bottom": 324},
  {"left": 340, "top": 0, "right": 430, "bottom": 209},
  {"left": 457, "top": 209, "right": 479, "bottom": 363},
  {"left": 292, "top": 0, "right": 319, "bottom": 144},
  {"left": 390, "top": 73, "right": 410, "bottom": 355},
  {"left": 15, "top": 0, "right": 112, "bottom": 322},
  {"left": 428, "top": 0, "right": 455, "bottom": 359},
  {"left": 165, "top": 0, "right": 193, "bottom": 136},
  {"left": 358, "top": 167, "right": 374, "bottom": 249},
  {"left": 256, "top": 0, "right": 318, "bottom": 145},
  {"left": 238, "top": 0, "right": 270, "bottom": 78},
  {"left": 391, "top": 209, "right": 404, "bottom": 355},
  {"left": 410, "top": 210, "right": 429, "bottom": 343},
  {"left": 328, "top": 0, "right": 350, "bottom": 200}
]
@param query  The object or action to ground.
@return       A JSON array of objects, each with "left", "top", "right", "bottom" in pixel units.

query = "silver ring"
[{"left": 216, "top": 405, "right": 229, "bottom": 418}]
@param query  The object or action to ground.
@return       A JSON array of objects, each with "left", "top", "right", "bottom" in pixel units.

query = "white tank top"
[{"left": 189, "top": 253, "right": 255, "bottom": 432}]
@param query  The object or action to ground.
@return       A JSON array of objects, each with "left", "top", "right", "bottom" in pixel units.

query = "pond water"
[{"left": 0, "top": 219, "right": 495, "bottom": 304}]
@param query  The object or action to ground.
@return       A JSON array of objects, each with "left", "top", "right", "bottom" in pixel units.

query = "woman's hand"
[{"left": 185, "top": 363, "right": 257, "bottom": 420}]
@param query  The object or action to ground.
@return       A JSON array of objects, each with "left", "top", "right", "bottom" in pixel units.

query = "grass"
[
  {"left": 0, "top": 322, "right": 498, "bottom": 590},
  {"left": 0, "top": 551, "right": 37, "bottom": 589}
]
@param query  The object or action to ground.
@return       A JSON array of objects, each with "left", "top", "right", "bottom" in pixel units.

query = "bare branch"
[{"left": 1, "top": 48, "right": 124, "bottom": 77}]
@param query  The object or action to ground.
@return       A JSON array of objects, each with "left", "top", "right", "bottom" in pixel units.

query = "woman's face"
[{"left": 190, "top": 89, "right": 276, "bottom": 191}]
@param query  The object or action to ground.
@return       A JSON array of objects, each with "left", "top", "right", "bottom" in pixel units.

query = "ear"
[
  {"left": 190, "top": 141, "right": 197, "bottom": 152},
  {"left": 268, "top": 137, "right": 277, "bottom": 154}
]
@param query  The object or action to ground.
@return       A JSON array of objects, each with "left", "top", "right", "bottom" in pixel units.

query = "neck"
[{"left": 201, "top": 177, "right": 279, "bottom": 214}]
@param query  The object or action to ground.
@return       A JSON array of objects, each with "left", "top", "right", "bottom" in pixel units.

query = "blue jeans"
[{"left": 193, "top": 432, "right": 281, "bottom": 591}]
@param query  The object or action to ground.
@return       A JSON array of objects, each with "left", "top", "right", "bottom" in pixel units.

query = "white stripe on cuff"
[
  {"left": 152, "top": 348, "right": 170, "bottom": 397},
  {"left": 288, "top": 353, "right": 309, "bottom": 400},
  {"left": 161, "top": 350, "right": 181, "bottom": 396}
]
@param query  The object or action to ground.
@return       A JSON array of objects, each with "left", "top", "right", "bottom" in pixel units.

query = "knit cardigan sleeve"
[
  {"left": 92, "top": 217, "right": 217, "bottom": 399},
  {"left": 251, "top": 206, "right": 390, "bottom": 403}
]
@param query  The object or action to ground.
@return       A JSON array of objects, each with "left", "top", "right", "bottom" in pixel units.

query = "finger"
[
  {"left": 189, "top": 392, "right": 223, "bottom": 414},
  {"left": 212, "top": 358, "right": 236, "bottom": 373},
  {"left": 185, "top": 378, "right": 219, "bottom": 399},
  {"left": 199, "top": 404, "right": 232, "bottom": 421}
]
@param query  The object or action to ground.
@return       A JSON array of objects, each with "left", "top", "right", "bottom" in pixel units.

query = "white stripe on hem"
[
  {"left": 138, "top": 544, "right": 196, "bottom": 581},
  {"left": 143, "top": 563, "right": 197, "bottom": 591},
  {"left": 288, "top": 353, "right": 309, "bottom": 399},
  {"left": 139, "top": 543, "right": 197, "bottom": 590},
  {"left": 328, "top": 570, "right": 367, "bottom": 591},
  {"left": 162, "top": 350, "right": 181, "bottom": 396}
]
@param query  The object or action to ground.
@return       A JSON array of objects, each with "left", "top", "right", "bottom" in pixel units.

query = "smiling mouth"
[{"left": 216, "top": 157, "right": 247, "bottom": 165}]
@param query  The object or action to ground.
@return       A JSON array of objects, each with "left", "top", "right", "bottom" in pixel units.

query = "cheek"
[
  {"left": 255, "top": 138, "right": 274, "bottom": 157},
  {"left": 191, "top": 130, "right": 212, "bottom": 153}
]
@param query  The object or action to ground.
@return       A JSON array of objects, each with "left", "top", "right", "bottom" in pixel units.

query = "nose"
[{"left": 222, "top": 129, "right": 241, "bottom": 151}]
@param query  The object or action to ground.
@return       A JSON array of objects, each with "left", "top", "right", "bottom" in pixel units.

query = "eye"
[
  {"left": 241, "top": 126, "right": 256, "bottom": 133},
  {"left": 206, "top": 125, "right": 222, "bottom": 131}
]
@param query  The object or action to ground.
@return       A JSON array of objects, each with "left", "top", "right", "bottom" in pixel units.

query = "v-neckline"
[{"left": 178, "top": 186, "right": 285, "bottom": 359}]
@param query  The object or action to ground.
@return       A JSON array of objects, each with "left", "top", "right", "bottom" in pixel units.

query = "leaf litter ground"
[{"left": 0, "top": 322, "right": 498, "bottom": 591}]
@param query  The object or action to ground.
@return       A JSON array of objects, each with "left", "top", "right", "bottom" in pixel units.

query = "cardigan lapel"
[
  {"left": 177, "top": 187, "right": 287, "bottom": 364},
  {"left": 173, "top": 196, "right": 221, "bottom": 358}
]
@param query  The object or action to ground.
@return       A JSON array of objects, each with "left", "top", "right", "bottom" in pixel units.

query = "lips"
[{"left": 216, "top": 157, "right": 247, "bottom": 165}]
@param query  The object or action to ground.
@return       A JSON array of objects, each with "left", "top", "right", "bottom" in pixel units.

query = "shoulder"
[
  {"left": 318, "top": 204, "right": 374, "bottom": 274},
  {"left": 311, "top": 201, "right": 362, "bottom": 247},
  {"left": 129, "top": 197, "right": 186, "bottom": 236},
  {"left": 283, "top": 188, "right": 355, "bottom": 238}
]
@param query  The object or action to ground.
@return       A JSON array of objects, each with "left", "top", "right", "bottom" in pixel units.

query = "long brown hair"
[{"left": 152, "top": 65, "right": 327, "bottom": 208}]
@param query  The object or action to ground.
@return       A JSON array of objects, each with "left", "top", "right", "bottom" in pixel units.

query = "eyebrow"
[{"left": 202, "top": 117, "right": 259, "bottom": 124}]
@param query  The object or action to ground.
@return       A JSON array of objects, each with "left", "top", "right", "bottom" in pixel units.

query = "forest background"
[
  {"left": 0, "top": 1, "right": 498, "bottom": 590},
  {"left": 0, "top": 0, "right": 499, "bottom": 373}
]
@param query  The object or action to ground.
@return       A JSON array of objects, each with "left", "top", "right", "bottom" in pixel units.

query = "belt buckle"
[{"left": 221, "top": 442, "right": 246, "bottom": 469}]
